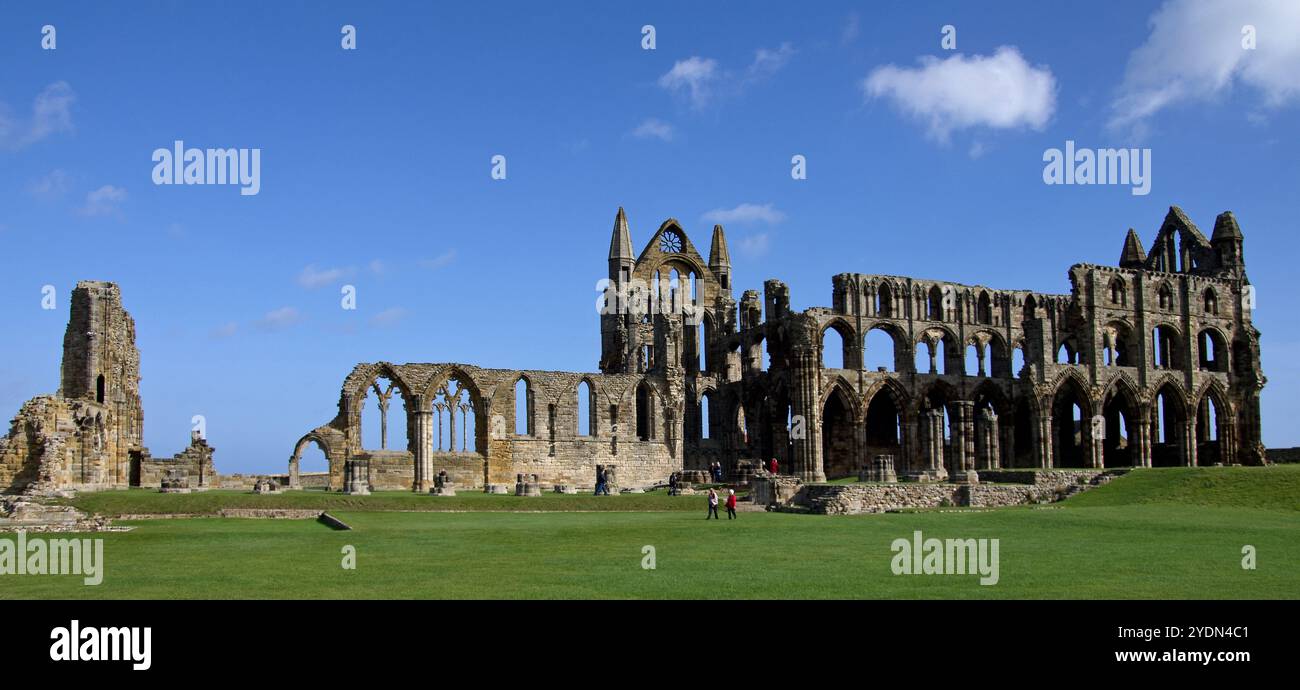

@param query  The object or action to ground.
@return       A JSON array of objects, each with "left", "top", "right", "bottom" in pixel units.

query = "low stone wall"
[
  {"left": 750, "top": 475, "right": 803, "bottom": 507},
  {"left": 975, "top": 469, "right": 1110, "bottom": 485},
  {"left": 217, "top": 509, "right": 321, "bottom": 519},
  {"left": 219, "top": 474, "right": 290, "bottom": 490},
  {"left": 1266, "top": 447, "right": 1300, "bottom": 464},
  {"left": 798, "top": 470, "right": 1120, "bottom": 515}
]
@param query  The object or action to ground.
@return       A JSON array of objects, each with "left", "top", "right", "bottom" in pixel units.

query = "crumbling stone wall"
[
  {"left": 136, "top": 434, "right": 217, "bottom": 488},
  {"left": 0, "top": 281, "right": 216, "bottom": 495}
]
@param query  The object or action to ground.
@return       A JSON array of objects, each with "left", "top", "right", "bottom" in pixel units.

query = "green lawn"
[
  {"left": 58, "top": 487, "right": 706, "bottom": 515},
  {"left": 6, "top": 466, "right": 1297, "bottom": 599}
]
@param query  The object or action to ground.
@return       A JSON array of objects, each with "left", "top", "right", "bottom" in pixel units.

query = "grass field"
[{"left": 5, "top": 466, "right": 1298, "bottom": 599}]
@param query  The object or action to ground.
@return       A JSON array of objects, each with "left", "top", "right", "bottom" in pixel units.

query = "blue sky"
[{"left": 1, "top": 0, "right": 1298, "bottom": 472}]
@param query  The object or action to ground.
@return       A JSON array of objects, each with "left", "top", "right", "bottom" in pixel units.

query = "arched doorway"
[
  {"left": 1051, "top": 378, "right": 1089, "bottom": 468},
  {"left": 1101, "top": 383, "right": 1138, "bottom": 467},
  {"left": 821, "top": 387, "right": 856, "bottom": 479}
]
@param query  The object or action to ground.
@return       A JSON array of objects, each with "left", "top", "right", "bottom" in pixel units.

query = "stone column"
[
  {"left": 950, "top": 402, "right": 977, "bottom": 483},
  {"left": 1035, "top": 404, "right": 1052, "bottom": 469},
  {"left": 1135, "top": 405, "right": 1152, "bottom": 467},
  {"left": 976, "top": 408, "right": 1000, "bottom": 470},
  {"left": 1183, "top": 419, "right": 1198, "bottom": 467},
  {"left": 447, "top": 403, "right": 457, "bottom": 456},
  {"left": 413, "top": 408, "right": 433, "bottom": 492},
  {"left": 790, "top": 351, "right": 825, "bottom": 482}
]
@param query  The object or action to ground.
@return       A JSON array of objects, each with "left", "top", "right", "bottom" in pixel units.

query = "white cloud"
[
  {"left": 630, "top": 118, "right": 674, "bottom": 142},
  {"left": 256, "top": 307, "right": 302, "bottom": 331},
  {"left": 0, "top": 81, "right": 75, "bottom": 150},
  {"left": 863, "top": 46, "right": 1056, "bottom": 142},
  {"left": 747, "top": 43, "right": 796, "bottom": 80},
  {"left": 420, "top": 250, "right": 457, "bottom": 270},
  {"left": 78, "top": 185, "right": 127, "bottom": 217},
  {"left": 370, "top": 307, "right": 409, "bottom": 328},
  {"left": 27, "top": 169, "right": 70, "bottom": 200},
  {"left": 658, "top": 57, "right": 720, "bottom": 109},
  {"left": 368, "top": 259, "right": 387, "bottom": 275},
  {"left": 1109, "top": 0, "right": 1300, "bottom": 133},
  {"left": 297, "top": 264, "right": 353, "bottom": 289},
  {"left": 702, "top": 203, "right": 786, "bottom": 226},
  {"left": 736, "top": 232, "right": 771, "bottom": 258}
]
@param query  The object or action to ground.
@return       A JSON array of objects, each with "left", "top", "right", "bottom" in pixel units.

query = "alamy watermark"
[
  {"left": 1043, "top": 140, "right": 1150, "bottom": 196},
  {"left": 1, "top": 530, "right": 103, "bottom": 585},
  {"left": 890, "top": 530, "right": 999, "bottom": 585},
  {"left": 152, "top": 140, "right": 261, "bottom": 196},
  {"left": 50, "top": 620, "right": 150, "bottom": 670}
]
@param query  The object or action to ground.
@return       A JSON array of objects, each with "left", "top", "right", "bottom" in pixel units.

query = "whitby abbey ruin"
[
  {"left": 287, "top": 205, "right": 1266, "bottom": 493},
  {"left": 0, "top": 206, "right": 1269, "bottom": 498}
]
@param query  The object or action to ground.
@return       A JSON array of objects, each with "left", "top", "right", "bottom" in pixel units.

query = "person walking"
[
  {"left": 725, "top": 489, "right": 737, "bottom": 520},
  {"left": 706, "top": 488, "right": 720, "bottom": 519},
  {"left": 594, "top": 465, "right": 606, "bottom": 496},
  {"left": 769, "top": 457, "right": 779, "bottom": 475},
  {"left": 668, "top": 471, "right": 678, "bottom": 497}
]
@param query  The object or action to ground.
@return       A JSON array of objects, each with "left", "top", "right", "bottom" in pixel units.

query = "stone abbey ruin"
[
  {"left": 0, "top": 282, "right": 214, "bottom": 495},
  {"left": 288, "top": 205, "right": 1266, "bottom": 493},
  {"left": 0, "top": 206, "right": 1268, "bottom": 498}
]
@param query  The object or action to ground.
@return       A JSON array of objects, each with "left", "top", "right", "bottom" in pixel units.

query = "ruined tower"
[{"left": 1, "top": 281, "right": 214, "bottom": 494}]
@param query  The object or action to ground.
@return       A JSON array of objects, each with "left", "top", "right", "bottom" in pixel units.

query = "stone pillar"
[
  {"left": 288, "top": 456, "right": 300, "bottom": 488},
  {"left": 1034, "top": 404, "right": 1052, "bottom": 469},
  {"left": 950, "top": 402, "right": 978, "bottom": 483},
  {"left": 413, "top": 408, "right": 433, "bottom": 492},
  {"left": 1183, "top": 420, "right": 1197, "bottom": 467},
  {"left": 976, "top": 408, "right": 1000, "bottom": 470},
  {"left": 1135, "top": 406, "right": 1152, "bottom": 467},
  {"left": 915, "top": 409, "right": 948, "bottom": 481},
  {"left": 1088, "top": 413, "right": 1105, "bottom": 469},
  {"left": 447, "top": 403, "right": 457, "bottom": 456},
  {"left": 790, "top": 351, "right": 825, "bottom": 482}
]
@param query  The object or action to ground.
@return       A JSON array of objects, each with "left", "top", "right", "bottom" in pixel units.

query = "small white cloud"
[
  {"left": 630, "top": 118, "right": 674, "bottom": 142},
  {"left": 297, "top": 264, "right": 353, "bottom": 289},
  {"left": 27, "top": 169, "right": 70, "bottom": 200},
  {"left": 658, "top": 57, "right": 720, "bottom": 109},
  {"left": 0, "top": 81, "right": 75, "bottom": 150},
  {"left": 369, "top": 307, "right": 409, "bottom": 328},
  {"left": 747, "top": 43, "right": 796, "bottom": 80},
  {"left": 1109, "top": 0, "right": 1300, "bottom": 133},
  {"left": 863, "top": 46, "right": 1056, "bottom": 142},
  {"left": 968, "top": 141, "right": 988, "bottom": 159},
  {"left": 420, "top": 250, "right": 457, "bottom": 270},
  {"left": 210, "top": 322, "right": 238, "bottom": 339},
  {"left": 256, "top": 307, "right": 302, "bottom": 331},
  {"left": 736, "top": 232, "right": 771, "bottom": 258},
  {"left": 368, "top": 259, "right": 387, "bottom": 275},
  {"left": 702, "top": 203, "right": 786, "bottom": 226},
  {"left": 78, "top": 185, "right": 127, "bottom": 217}
]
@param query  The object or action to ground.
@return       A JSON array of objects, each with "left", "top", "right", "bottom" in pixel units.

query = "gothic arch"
[{"left": 820, "top": 317, "right": 858, "bottom": 370}]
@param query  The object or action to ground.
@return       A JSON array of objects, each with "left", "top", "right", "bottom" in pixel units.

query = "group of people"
[{"left": 706, "top": 487, "right": 737, "bottom": 520}]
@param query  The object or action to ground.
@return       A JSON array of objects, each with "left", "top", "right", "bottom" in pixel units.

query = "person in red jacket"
[
  {"left": 725, "top": 489, "right": 738, "bottom": 520},
  {"left": 769, "top": 458, "right": 779, "bottom": 475}
]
